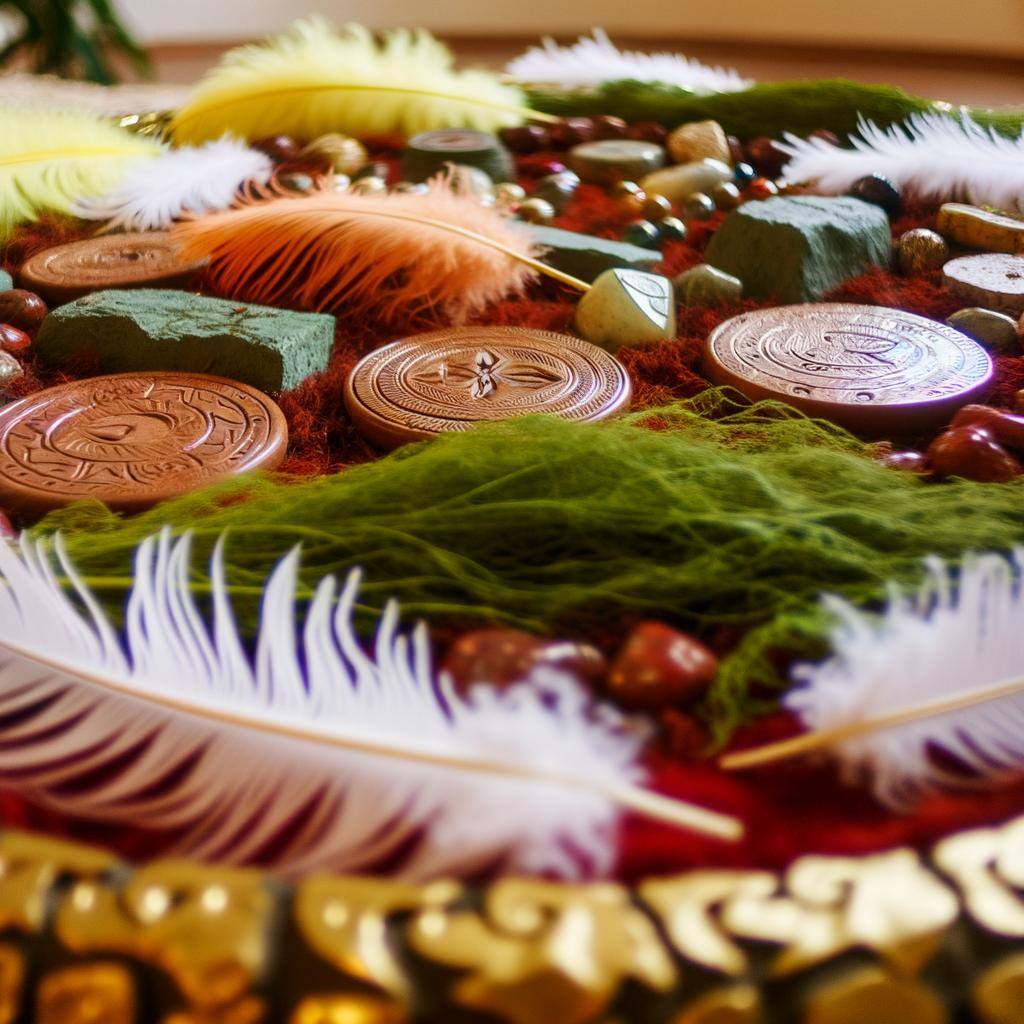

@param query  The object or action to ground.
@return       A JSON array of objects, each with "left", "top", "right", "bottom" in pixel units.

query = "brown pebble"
[
  {"left": 950, "top": 404, "right": 1024, "bottom": 452},
  {"left": 250, "top": 135, "right": 300, "bottom": 163},
  {"left": 881, "top": 450, "right": 929, "bottom": 473},
  {"left": 607, "top": 622, "right": 718, "bottom": 710},
  {"left": 926, "top": 425, "right": 1022, "bottom": 482},
  {"left": 0, "top": 324, "right": 30, "bottom": 354},
  {"left": 0, "top": 290, "right": 46, "bottom": 336},
  {"left": 441, "top": 628, "right": 606, "bottom": 695}
]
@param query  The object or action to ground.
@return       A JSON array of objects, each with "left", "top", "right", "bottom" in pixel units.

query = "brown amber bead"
[
  {"left": 251, "top": 135, "right": 300, "bottom": 163},
  {"left": 711, "top": 181, "right": 742, "bottom": 210},
  {"left": 549, "top": 118, "right": 596, "bottom": 148},
  {"left": 499, "top": 124, "right": 549, "bottom": 153},
  {"left": 0, "top": 324, "right": 30, "bottom": 354},
  {"left": 592, "top": 115, "right": 629, "bottom": 139},
  {"left": 927, "top": 425, "right": 1022, "bottom": 482},
  {"left": 950, "top": 404, "right": 1024, "bottom": 452},
  {"left": 746, "top": 136, "right": 788, "bottom": 177},
  {"left": 441, "top": 628, "right": 606, "bottom": 695},
  {"left": 747, "top": 177, "right": 780, "bottom": 200},
  {"left": 641, "top": 193, "right": 673, "bottom": 220},
  {"left": 0, "top": 290, "right": 46, "bottom": 336},
  {"left": 607, "top": 622, "right": 718, "bottom": 710},
  {"left": 626, "top": 121, "right": 668, "bottom": 144}
]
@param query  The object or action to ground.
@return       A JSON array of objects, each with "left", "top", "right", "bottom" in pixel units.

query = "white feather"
[
  {"left": 0, "top": 529, "right": 733, "bottom": 880},
  {"left": 505, "top": 29, "right": 752, "bottom": 94},
  {"left": 786, "top": 551, "right": 1024, "bottom": 809},
  {"left": 780, "top": 113, "right": 1024, "bottom": 211},
  {"left": 72, "top": 137, "right": 272, "bottom": 231}
]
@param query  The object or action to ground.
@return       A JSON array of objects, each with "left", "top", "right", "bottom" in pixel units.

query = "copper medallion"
[
  {"left": 704, "top": 303, "right": 993, "bottom": 433},
  {"left": 0, "top": 372, "right": 288, "bottom": 514},
  {"left": 344, "top": 326, "right": 632, "bottom": 450},
  {"left": 19, "top": 233, "right": 209, "bottom": 303}
]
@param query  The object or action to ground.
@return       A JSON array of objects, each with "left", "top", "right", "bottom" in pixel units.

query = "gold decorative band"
[{"left": 0, "top": 818, "right": 1022, "bottom": 1022}]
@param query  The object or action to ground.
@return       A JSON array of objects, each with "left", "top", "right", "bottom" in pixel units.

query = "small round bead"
[
  {"left": 250, "top": 135, "right": 300, "bottom": 163},
  {"left": 0, "top": 323, "right": 30, "bottom": 354},
  {"left": 517, "top": 197, "right": 556, "bottom": 224},
  {"left": 626, "top": 121, "right": 668, "bottom": 144},
  {"left": 733, "top": 161, "right": 756, "bottom": 185},
  {"left": 848, "top": 173, "right": 903, "bottom": 218},
  {"left": 349, "top": 175, "right": 387, "bottom": 196},
  {"left": 278, "top": 172, "right": 314, "bottom": 192},
  {"left": 592, "top": 115, "right": 629, "bottom": 139},
  {"left": 494, "top": 182, "right": 527, "bottom": 205},
  {"left": 499, "top": 124, "right": 549, "bottom": 153},
  {"left": 747, "top": 177, "right": 780, "bottom": 199},
  {"left": 641, "top": 193, "right": 673, "bottom": 220},
  {"left": 746, "top": 136, "right": 788, "bottom": 177},
  {"left": 352, "top": 161, "right": 390, "bottom": 182},
  {"left": 681, "top": 192, "right": 716, "bottom": 220},
  {"left": 710, "top": 181, "right": 742, "bottom": 211},
  {"left": 656, "top": 216, "right": 688, "bottom": 243},
  {"left": 622, "top": 220, "right": 661, "bottom": 248},
  {"left": 0, "top": 290, "right": 47, "bottom": 336},
  {"left": 549, "top": 117, "right": 595, "bottom": 148},
  {"left": 616, "top": 191, "right": 646, "bottom": 218},
  {"left": 881, "top": 450, "right": 929, "bottom": 473},
  {"left": 612, "top": 180, "right": 644, "bottom": 197},
  {"left": 896, "top": 228, "right": 950, "bottom": 274}
]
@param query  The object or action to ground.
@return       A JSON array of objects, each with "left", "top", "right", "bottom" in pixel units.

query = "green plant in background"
[{"left": 0, "top": 0, "right": 150, "bottom": 82}]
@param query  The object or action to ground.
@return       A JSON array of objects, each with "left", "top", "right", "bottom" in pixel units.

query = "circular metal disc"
[
  {"left": 344, "top": 326, "right": 632, "bottom": 450},
  {"left": 704, "top": 303, "right": 993, "bottom": 433},
  {"left": 0, "top": 372, "right": 287, "bottom": 514},
  {"left": 19, "top": 232, "right": 208, "bottom": 303}
]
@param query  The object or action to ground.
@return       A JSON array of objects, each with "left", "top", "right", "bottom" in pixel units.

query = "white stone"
[
  {"left": 574, "top": 269, "right": 676, "bottom": 351},
  {"left": 641, "top": 159, "right": 733, "bottom": 204}
]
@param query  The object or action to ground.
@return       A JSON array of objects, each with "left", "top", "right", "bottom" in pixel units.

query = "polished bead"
[
  {"left": 592, "top": 115, "right": 629, "bottom": 139},
  {"left": 574, "top": 268, "right": 676, "bottom": 350},
  {"left": 622, "top": 220, "right": 661, "bottom": 249},
  {"left": 494, "top": 182, "right": 527, "bottom": 205},
  {"left": 349, "top": 175, "right": 387, "bottom": 196},
  {"left": 927, "top": 425, "right": 1022, "bottom": 482},
  {"left": 448, "top": 165, "right": 494, "bottom": 197},
  {"left": 946, "top": 307, "right": 1019, "bottom": 351},
  {"left": 499, "top": 124, "right": 549, "bottom": 153},
  {"left": 441, "top": 628, "right": 607, "bottom": 695},
  {"left": 726, "top": 134, "right": 745, "bottom": 163},
  {"left": 517, "top": 197, "right": 556, "bottom": 224},
  {"left": 352, "top": 161, "right": 390, "bottom": 182},
  {"left": 673, "top": 263, "right": 742, "bottom": 305},
  {"left": 710, "top": 181, "right": 742, "bottom": 211},
  {"left": 0, "top": 290, "right": 46, "bottom": 336},
  {"left": 880, "top": 450, "right": 929, "bottom": 473},
  {"left": 747, "top": 177, "right": 779, "bottom": 199},
  {"left": 641, "top": 192, "right": 673, "bottom": 220},
  {"left": 250, "top": 134, "right": 299, "bottom": 163},
  {"left": 746, "top": 136, "right": 788, "bottom": 177},
  {"left": 607, "top": 622, "right": 718, "bottom": 710},
  {"left": 848, "top": 173, "right": 903, "bottom": 217},
  {"left": 667, "top": 119, "right": 731, "bottom": 166},
  {"left": 950, "top": 404, "right": 1024, "bottom": 451},
  {"left": 681, "top": 192, "right": 716, "bottom": 220},
  {"left": 534, "top": 173, "right": 578, "bottom": 214},
  {"left": 0, "top": 324, "right": 30, "bottom": 354},
  {"left": 549, "top": 117, "right": 595, "bottom": 148},
  {"left": 301, "top": 133, "right": 368, "bottom": 175},
  {"left": 733, "top": 161, "right": 756, "bottom": 185},
  {"left": 616, "top": 191, "right": 647, "bottom": 218},
  {"left": 626, "top": 121, "right": 668, "bottom": 144},
  {"left": 612, "top": 180, "right": 644, "bottom": 198},
  {"left": 896, "top": 228, "right": 950, "bottom": 274},
  {"left": 656, "top": 216, "right": 688, "bottom": 243},
  {"left": 278, "top": 172, "right": 314, "bottom": 192}
]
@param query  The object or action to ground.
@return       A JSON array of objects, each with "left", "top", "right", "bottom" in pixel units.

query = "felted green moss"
[{"left": 33, "top": 394, "right": 1024, "bottom": 740}]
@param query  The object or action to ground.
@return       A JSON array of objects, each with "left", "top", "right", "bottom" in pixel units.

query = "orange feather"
[{"left": 171, "top": 179, "right": 542, "bottom": 326}]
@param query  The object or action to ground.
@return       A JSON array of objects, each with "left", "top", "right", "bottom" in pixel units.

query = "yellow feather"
[
  {"left": 171, "top": 19, "right": 540, "bottom": 145},
  {"left": 0, "top": 107, "right": 160, "bottom": 239}
]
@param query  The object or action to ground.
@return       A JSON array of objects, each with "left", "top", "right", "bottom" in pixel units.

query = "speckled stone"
[
  {"left": 946, "top": 307, "right": 1020, "bottom": 352},
  {"left": 673, "top": 264, "right": 743, "bottom": 306},
  {"left": 36, "top": 289, "right": 335, "bottom": 393},
  {"left": 704, "top": 195, "right": 892, "bottom": 303}
]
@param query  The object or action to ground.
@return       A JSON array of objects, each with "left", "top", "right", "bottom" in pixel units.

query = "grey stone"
[
  {"left": 526, "top": 224, "right": 660, "bottom": 284},
  {"left": 574, "top": 269, "right": 675, "bottom": 351},
  {"left": 0, "top": 271, "right": 11, "bottom": 292},
  {"left": 673, "top": 264, "right": 743, "bottom": 306},
  {"left": 704, "top": 196, "right": 892, "bottom": 303},
  {"left": 36, "top": 289, "right": 335, "bottom": 393},
  {"left": 946, "top": 307, "right": 1020, "bottom": 352}
]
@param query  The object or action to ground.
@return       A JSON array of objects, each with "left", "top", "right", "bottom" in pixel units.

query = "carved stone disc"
[
  {"left": 19, "top": 233, "right": 208, "bottom": 303},
  {"left": 0, "top": 372, "right": 287, "bottom": 514},
  {"left": 344, "top": 326, "right": 632, "bottom": 449},
  {"left": 704, "top": 303, "right": 993, "bottom": 433}
]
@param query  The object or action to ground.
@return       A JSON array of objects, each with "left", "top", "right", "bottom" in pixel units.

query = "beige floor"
[{"left": 149, "top": 36, "right": 1024, "bottom": 107}]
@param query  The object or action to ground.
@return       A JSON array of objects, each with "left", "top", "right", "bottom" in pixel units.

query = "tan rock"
[
  {"left": 666, "top": 120, "right": 731, "bottom": 166},
  {"left": 937, "top": 203, "right": 1024, "bottom": 255}
]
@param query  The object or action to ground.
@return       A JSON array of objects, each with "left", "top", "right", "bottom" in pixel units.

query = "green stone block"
[
  {"left": 0, "top": 271, "right": 11, "bottom": 292},
  {"left": 526, "top": 224, "right": 660, "bottom": 284},
  {"left": 705, "top": 196, "right": 891, "bottom": 303},
  {"left": 36, "top": 289, "right": 335, "bottom": 393}
]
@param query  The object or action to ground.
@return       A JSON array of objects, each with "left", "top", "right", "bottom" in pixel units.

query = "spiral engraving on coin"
[
  {"left": 345, "top": 327, "right": 631, "bottom": 450},
  {"left": 704, "top": 304, "right": 993, "bottom": 431},
  {"left": 0, "top": 373, "right": 287, "bottom": 513}
]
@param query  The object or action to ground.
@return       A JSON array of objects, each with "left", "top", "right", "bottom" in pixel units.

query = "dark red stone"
[
  {"left": 0, "top": 324, "right": 30, "bottom": 354},
  {"left": 747, "top": 177, "right": 780, "bottom": 200},
  {"left": 746, "top": 136, "right": 788, "bottom": 177},
  {"left": 0, "top": 290, "right": 46, "bottom": 336},
  {"left": 927, "top": 425, "right": 1022, "bottom": 482},
  {"left": 726, "top": 134, "right": 745, "bottom": 163},
  {"left": 626, "top": 121, "right": 668, "bottom": 144},
  {"left": 607, "top": 622, "right": 718, "bottom": 710},
  {"left": 549, "top": 118, "right": 596, "bottom": 149},
  {"left": 441, "top": 628, "right": 606, "bottom": 695},
  {"left": 950, "top": 404, "right": 1024, "bottom": 452},
  {"left": 250, "top": 135, "right": 300, "bottom": 163},
  {"left": 592, "top": 115, "right": 629, "bottom": 139},
  {"left": 500, "top": 125, "right": 549, "bottom": 153}
]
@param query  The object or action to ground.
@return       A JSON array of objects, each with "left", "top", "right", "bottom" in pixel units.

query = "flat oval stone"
[
  {"left": 943, "top": 253, "right": 1024, "bottom": 315},
  {"left": 19, "top": 233, "right": 209, "bottom": 304},
  {"left": 400, "top": 129, "right": 513, "bottom": 185},
  {"left": 937, "top": 203, "right": 1024, "bottom": 255},
  {"left": 344, "top": 326, "right": 631, "bottom": 450},
  {"left": 567, "top": 139, "right": 665, "bottom": 185},
  {"left": 0, "top": 372, "right": 287, "bottom": 515},
  {"left": 704, "top": 303, "right": 993, "bottom": 434},
  {"left": 641, "top": 159, "right": 733, "bottom": 205},
  {"left": 946, "top": 307, "right": 1019, "bottom": 351}
]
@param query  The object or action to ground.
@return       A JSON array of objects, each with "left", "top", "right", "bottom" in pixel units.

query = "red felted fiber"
[{"left": 2, "top": 159, "right": 1024, "bottom": 878}]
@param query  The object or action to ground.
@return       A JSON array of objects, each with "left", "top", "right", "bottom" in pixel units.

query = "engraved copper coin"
[
  {"left": 704, "top": 303, "right": 993, "bottom": 434},
  {"left": 344, "top": 326, "right": 632, "bottom": 450},
  {"left": 0, "top": 372, "right": 288, "bottom": 514},
  {"left": 943, "top": 253, "right": 1024, "bottom": 315},
  {"left": 19, "top": 233, "right": 209, "bottom": 304}
]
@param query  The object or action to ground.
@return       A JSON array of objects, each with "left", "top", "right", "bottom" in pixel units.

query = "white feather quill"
[
  {"left": 505, "top": 29, "right": 752, "bottom": 94},
  {"left": 0, "top": 529, "right": 738, "bottom": 879},
  {"left": 72, "top": 138, "right": 273, "bottom": 231},
  {"left": 723, "top": 552, "right": 1024, "bottom": 808},
  {"left": 780, "top": 113, "right": 1024, "bottom": 211}
]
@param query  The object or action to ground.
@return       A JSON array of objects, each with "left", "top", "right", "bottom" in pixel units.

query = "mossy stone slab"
[
  {"left": 705, "top": 196, "right": 892, "bottom": 303},
  {"left": 36, "top": 289, "right": 335, "bottom": 393},
  {"left": 526, "top": 224, "right": 660, "bottom": 284}
]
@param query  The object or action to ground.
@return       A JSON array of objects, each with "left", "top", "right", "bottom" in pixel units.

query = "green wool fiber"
[
  {"left": 34, "top": 396, "right": 1024, "bottom": 739},
  {"left": 527, "top": 79, "right": 1024, "bottom": 140}
]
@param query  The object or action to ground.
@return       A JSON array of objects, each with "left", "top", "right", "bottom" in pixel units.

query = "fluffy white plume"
[
  {"left": 786, "top": 551, "right": 1024, "bottom": 809},
  {"left": 505, "top": 29, "right": 752, "bottom": 94},
  {"left": 0, "top": 529, "right": 737, "bottom": 879},
  {"left": 73, "top": 137, "right": 272, "bottom": 231},
  {"left": 780, "top": 113, "right": 1024, "bottom": 211}
]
